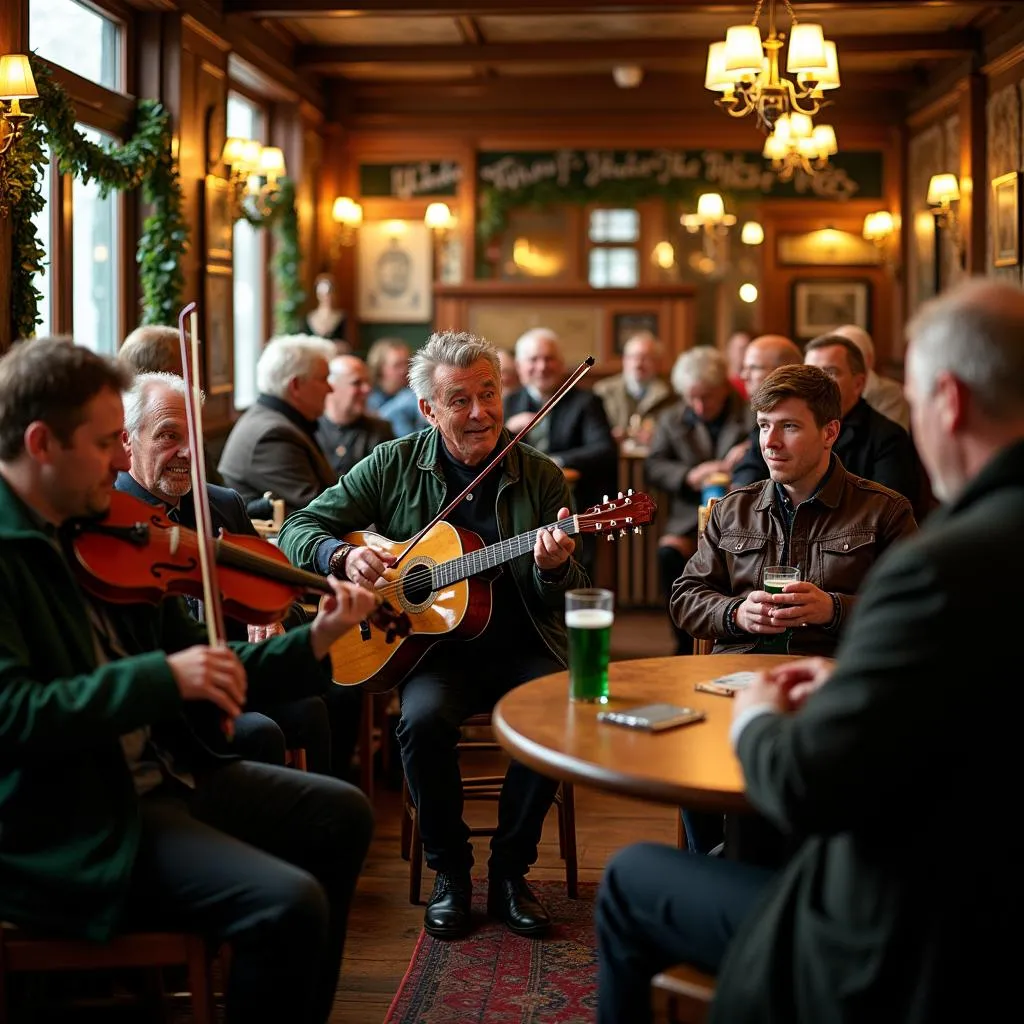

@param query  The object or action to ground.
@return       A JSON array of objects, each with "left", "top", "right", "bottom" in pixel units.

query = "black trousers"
[
  {"left": 595, "top": 842, "right": 774, "bottom": 1024},
  {"left": 127, "top": 761, "right": 372, "bottom": 1024},
  {"left": 658, "top": 545, "right": 694, "bottom": 656},
  {"left": 396, "top": 642, "right": 562, "bottom": 879},
  {"left": 234, "top": 696, "right": 333, "bottom": 775}
]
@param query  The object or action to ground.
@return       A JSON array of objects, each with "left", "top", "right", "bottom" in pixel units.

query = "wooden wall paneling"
[
  {"left": 960, "top": 74, "right": 989, "bottom": 277},
  {"left": 985, "top": 51, "right": 1024, "bottom": 287}
]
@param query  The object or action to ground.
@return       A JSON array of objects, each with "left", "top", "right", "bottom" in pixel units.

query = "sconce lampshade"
[
  {"left": 786, "top": 23, "right": 827, "bottom": 74},
  {"left": 0, "top": 55, "right": 38, "bottom": 100},
  {"left": 424, "top": 202, "right": 454, "bottom": 230},
  {"left": 741, "top": 221, "right": 765, "bottom": 246},
  {"left": 258, "top": 146, "right": 286, "bottom": 180},
  {"left": 221, "top": 137, "right": 248, "bottom": 167},
  {"left": 927, "top": 173, "right": 960, "bottom": 207},
  {"left": 332, "top": 196, "right": 363, "bottom": 227},
  {"left": 696, "top": 192, "right": 726, "bottom": 222},
  {"left": 863, "top": 210, "right": 895, "bottom": 242}
]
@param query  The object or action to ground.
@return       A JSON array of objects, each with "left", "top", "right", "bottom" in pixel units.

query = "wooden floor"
[{"left": 336, "top": 609, "right": 677, "bottom": 1022}]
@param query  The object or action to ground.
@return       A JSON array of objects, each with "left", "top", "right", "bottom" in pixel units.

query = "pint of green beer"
[
  {"left": 756, "top": 565, "right": 801, "bottom": 654},
  {"left": 565, "top": 589, "right": 614, "bottom": 703}
]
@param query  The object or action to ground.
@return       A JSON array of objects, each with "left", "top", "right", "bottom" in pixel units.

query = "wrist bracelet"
[{"left": 328, "top": 543, "right": 354, "bottom": 580}]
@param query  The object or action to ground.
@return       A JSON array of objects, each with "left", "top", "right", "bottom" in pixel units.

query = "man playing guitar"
[{"left": 279, "top": 330, "right": 587, "bottom": 940}]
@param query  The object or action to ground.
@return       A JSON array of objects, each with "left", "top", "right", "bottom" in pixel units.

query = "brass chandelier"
[
  {"left": 705, "top": 0, "right": 840, "bottom": 134},
  {"left": 762, "top": 113, "right": 838, "bottom": 180}
]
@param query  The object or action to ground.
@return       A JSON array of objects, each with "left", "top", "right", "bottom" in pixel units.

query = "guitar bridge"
[{"left": 359, "top": 620, "right": 371, "bottom": 641}]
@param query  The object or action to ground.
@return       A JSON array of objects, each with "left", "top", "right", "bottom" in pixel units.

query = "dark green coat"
[
  {"left": 278, "top": 427, "right": 588, "bottom": 667},
  {"left": 0, "top": 476, "right": 331, "bottom": 940}
]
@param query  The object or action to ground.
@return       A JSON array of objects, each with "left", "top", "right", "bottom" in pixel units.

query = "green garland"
[
  {"left": 238, "top": 177, "right": 305, "bottom": 336},
  {"left": 8, "top": 55, "right": 188, "bottom": 340}
]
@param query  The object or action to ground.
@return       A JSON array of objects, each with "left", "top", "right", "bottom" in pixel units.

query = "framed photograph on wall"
[
  {"left": 204, "top": 264, "right": 234, "bottom": 396},
  {"left": 792, "top": 279, "right": 872, "bottom": 340},
  {"left": 203, "top": 175, "right": 233, "bottom": 263},
  {"left": 357, "top": 220, "right": 433, "bottom": 322},
  {"left": 992, "top": 171, "right": 1021, "bottom": 268},
  {"left": 612, "top": 312, "right": 659, "bottom": 354}
]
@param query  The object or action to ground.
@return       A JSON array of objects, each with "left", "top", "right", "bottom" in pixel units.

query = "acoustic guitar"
[{"left": 330, "top": 491, "right": 657, "bottom": 692}]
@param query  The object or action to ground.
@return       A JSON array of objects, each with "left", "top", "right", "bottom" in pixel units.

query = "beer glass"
[
  {"left": 757, "top": 565, "right": 801, "bottom": 654},
  {"left": 565, "top": 589, "right": 614, "bottom": 703}
]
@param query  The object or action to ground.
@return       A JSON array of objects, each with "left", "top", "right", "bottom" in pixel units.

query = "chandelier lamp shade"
[
  {"left": 705, "top": 0, "right": 839, "bottom": 133},
  {"left": 762, "top": 112, "right": 838, "bottom": 179}
]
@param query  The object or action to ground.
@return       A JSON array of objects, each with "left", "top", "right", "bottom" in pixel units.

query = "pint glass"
[
  {"left": 565, "top": 589, "right": 614, "bottom": 703},
  {"left": 756, "top": 565, "right": 801, "bottom": 654}
]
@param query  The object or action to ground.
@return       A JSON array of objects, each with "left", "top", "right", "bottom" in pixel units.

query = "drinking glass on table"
[
  {"left": 565, "top": 588, "right": 614, "bottom": 704},
  {"left": 756, "top": 565, "right": 801, "bottom": 654}
]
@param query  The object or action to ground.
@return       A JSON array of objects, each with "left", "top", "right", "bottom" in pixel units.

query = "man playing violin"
[
  {"left": 116, "top": 370, "right": 342, "bottom": 777},
  {"left": 0, "top": 339, "right": 378, "bottom": 1024},
  {"left": 280, "top": 330, "right": 588, "bottom": 940}
]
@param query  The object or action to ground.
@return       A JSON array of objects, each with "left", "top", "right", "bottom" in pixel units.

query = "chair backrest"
[
  {"left": 693, "top": 499, "right": 719, "bottom": 656},
  {"left": 652, "top": 962, "right": 715, "bottom": 1023}
]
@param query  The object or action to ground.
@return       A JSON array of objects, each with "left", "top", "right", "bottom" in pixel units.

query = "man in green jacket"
[
  {"left": 279, "top": 330, "right": 588, "bottom": 941},
  {"left": 0, "top": 339, "right": 378, "bottom": 1024}
]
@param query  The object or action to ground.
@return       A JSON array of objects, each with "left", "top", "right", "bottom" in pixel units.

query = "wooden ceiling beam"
[
  {"left": 224, "top": 0, "right": 1007, "bottom": 18},
  {"left": 297, "top": 33, "right": 975, "bottom": 71}
]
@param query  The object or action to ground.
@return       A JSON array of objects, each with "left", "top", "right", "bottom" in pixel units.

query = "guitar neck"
[{"left": 432, "top": 515, "right": 579, "bottom": 589}]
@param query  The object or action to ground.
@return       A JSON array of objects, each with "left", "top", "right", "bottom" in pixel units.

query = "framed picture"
[
  {"left": 357, "top": 220, "right": 432, "bottom": 322},
  {"left": 612, "top": 312, "right": 659, "bottom": 354},
  {"left": 203, "top": 175, "right": 233, "bottom": 263},
  {"left": 204, "top": 264, "right": 234, "bottom": 396},
  {"left": 992, "top": 171, "right": 1021, "bottom": 268},
  {"left": 792, "top": 279, "right": 871, "bottom": 340}
]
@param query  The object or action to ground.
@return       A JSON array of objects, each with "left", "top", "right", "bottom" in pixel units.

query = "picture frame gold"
[{"left": 992, "top": 171, "right": 1021, "bottom": 268}]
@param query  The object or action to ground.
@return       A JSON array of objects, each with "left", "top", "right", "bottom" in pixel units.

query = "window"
[
  {"left": 228, "top": 92, "right": 267, "bottom": 409},
  {"left": 588, "top": 208, "right": 639, "bottom": 288},
  {"left": 29, "top": 0, "right": 122, "bottom": 91},
  {"left": 30, "top": 157, "right": 53, "bottom": 338}
]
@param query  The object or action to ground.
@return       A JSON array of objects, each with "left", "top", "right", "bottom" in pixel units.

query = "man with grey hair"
[
  {"left": 119, "top": 324, "right": 183, "bottom": 376},
  {"left": 645, "top": 346, "right": 750, "bottom": 654},
  {"left": 593, "top": 331, "right": 674, "bottom": 442},
  {"left": 117, "top": 371, "right": 338, "bottom": 775},
  {"left": 316, "top": 355, "right": 394, "bottom": 476},
  {"left": 832, "top": 323, "right": 910, "bottom": 431},
  {"left": 596, "top": 278, "right": 1024, "bottom": 1024},
  {"left": 281, "top": 329, "right": 588, "bottom": 942},
  {"left": 218, "top": 334, "right": 337, "bottom": 516}
]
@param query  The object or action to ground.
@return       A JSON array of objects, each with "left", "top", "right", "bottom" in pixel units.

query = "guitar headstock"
[{"left": 578, "top": 490, "right": 658, "bottom": 541}]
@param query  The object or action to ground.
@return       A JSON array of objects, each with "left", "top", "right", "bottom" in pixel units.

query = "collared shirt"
[
  {"left": 772, "top": 457, "right": 836, "bottom": 566},
  {"left": 257, "top": 393, "right": 320, "bottom": 440}
]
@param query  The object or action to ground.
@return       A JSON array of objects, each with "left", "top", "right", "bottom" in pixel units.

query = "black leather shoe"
[
  {"left": 424, "top": 872, "right": 473, "bottom": 939},
  {"left": 487, "top": 876, "right": 551, "bottom": 937}
]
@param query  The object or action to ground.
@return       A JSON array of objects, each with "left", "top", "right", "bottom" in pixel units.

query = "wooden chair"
[
  {"left": 651, "top": 963, "right": 716, "bottom": 1024},
  {"left": 0, "top": 925, "right": 216, "bottom": 1024},
  {"left": 400, "top": 713, "right": 579, "bottom": 904}
]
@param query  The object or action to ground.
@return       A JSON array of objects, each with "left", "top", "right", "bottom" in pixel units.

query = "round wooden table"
[{"left": 493, "top": 654, "right": 795, "bottom": 811}]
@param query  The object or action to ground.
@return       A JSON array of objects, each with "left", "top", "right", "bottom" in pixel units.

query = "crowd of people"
[{"left": 1, "top": 276, "right": 1019, "bottom": 1022}]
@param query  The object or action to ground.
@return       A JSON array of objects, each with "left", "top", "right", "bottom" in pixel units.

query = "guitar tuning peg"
[
  {"left": 617, "top": 491, "right": 624, "bottom": 499},
  {"left": 619, "top": 528, "right": 629, "bottom": 539},
  {"left": 606, "top": 533, "right": 615, "bottom": 542},
  {"left": 627, "top": 488, "right": 634, "bottom": 496},
  {"left": 633, "top": 526, "right": 642, "bottom": 535},
  {"left": 603, "top": 494, "right": 609, "bottom": 503}
]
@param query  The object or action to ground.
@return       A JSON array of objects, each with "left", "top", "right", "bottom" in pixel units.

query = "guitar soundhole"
[{"left": 401, "top": 563, "right": 434, "bottom": 606}]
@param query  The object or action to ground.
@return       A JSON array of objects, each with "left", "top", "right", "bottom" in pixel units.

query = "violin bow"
[
  {"left": 392, "top": 356, "right": 594, "bottom": 570},
  {"left": 178, "top": 302, "right": 232, "bottom": 737}
]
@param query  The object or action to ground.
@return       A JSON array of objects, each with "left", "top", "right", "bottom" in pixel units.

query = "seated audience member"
[
  {"left": 119, "top": 324, "right": 183, "bottom": 376},
  {"left": 833, "top": 323, "right": 910, "bottom": 430},
  {"left": 218, "top": 334, "right": 338, "bottom": 517},
  {"left": 280, "top": 330, "right": 587, "bottom": 942},
  {"left": 645, "top": 347, "right": 750, "bottom": 655},
  {"left": 0, "top": 339, "right": 377, "bottom": 1024},
  {"left": 733, "top": 334, "right": 920, "bottom": 504},
  {"left": 725, "top": 330, "right": 752, "bottom": 400},
  {"left": 497, "top": 346, "right": 521, "bottom": 396},
  {"left": 118, "top": 371, "right": 336, "bottom": 776},
  {"left": 593, "top": 331, "right": 674, "bottom": 443},
  {"left": 366, "top": 337, "right": 427, "bottom": 437},
  {"left": 317, "top": 354, "right": 394, "bottom": 477},
  {"left": 595, "top": 278, "right": 1024, "bottom": 1024},
  {"left": 305, "top": 272, "right": 348, "bottom": 346},
  {"left": 730, "top": 334, "right": 803, "bottom": 486},
  {"left": 673, "top": 364, "right": 916, "bottom": 657}
]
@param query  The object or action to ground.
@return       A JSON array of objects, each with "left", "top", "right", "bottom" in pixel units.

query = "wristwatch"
[{"left": 327, "top": 543, "right": 355, "bottom": 580}]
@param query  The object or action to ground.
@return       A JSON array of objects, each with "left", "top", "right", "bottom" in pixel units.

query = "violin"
[{"left": 68, "top": 490, "right": 412, "bottom": 641}]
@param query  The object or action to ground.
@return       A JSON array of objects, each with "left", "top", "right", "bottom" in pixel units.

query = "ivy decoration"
[
  {"left": 238, "top": 177, "right": 305, "bottom": 336},
  {"left": 7, "top": 55, "right": 189, "bottom": 340}
]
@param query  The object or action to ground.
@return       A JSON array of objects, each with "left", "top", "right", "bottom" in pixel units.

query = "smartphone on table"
[{"left": 597, "top": 703, "right": 706, "bottom": 732}]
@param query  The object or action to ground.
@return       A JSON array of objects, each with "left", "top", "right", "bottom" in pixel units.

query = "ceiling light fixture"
[
  {"left": 705, "top": 0, "right": 839, "bottom": 134},
  {"left": 762, "top": 113, "right": 838, "bottom": 180}
]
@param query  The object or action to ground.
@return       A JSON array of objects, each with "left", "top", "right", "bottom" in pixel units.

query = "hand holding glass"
[
  {"left": 757, "top": 566, "right": 801, "bottom": 654},
  {"left": 565, "top": 589, "right": 614, "bottom": 703}
]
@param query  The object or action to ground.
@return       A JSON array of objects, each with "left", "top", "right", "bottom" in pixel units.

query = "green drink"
[
  {"left": 756, "top": 566, "right": 800, "bottom": 654},
  {"left": 565, "top": 589, "right": 614, "bottom": 703}
]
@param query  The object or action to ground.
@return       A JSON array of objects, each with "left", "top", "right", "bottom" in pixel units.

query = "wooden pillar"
[
  {"left": 0, "top": 0, "right": 30, "bottom": 354},
  {"left": 959, "top": 73, "right": 988, "bottom": 276}
]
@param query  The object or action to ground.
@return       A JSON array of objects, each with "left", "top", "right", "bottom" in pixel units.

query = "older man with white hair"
[
  {"left": 219, "top": 334, "right": 338, "bottom": 516},
  {"left": 832, "top": 323, "right": 910, "bottom": 431}
]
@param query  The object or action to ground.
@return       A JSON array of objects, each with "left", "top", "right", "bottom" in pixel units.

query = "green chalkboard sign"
[{"left": 359, "top": 160, "right": 462, "bottom": 199}]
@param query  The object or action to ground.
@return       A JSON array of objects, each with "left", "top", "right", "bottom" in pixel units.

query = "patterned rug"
[{"left": 383, "top": 880, "right": 598, "bottom": 1024}]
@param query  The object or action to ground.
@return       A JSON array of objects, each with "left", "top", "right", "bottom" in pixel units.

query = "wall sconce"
[
  {"left": 331, "top": 196, "right": 363, "bottom": 257},
  {"left": 220, "top": 137, "right": 285, "bottom": 220},
  {"left": 927, "top": 172, "right": 964, "bottom": 269},
  {"left": 740, "top": 221, "right": 764, "bottom": 245},
  {"left": 0, "top": 54, "right": 39, "bottom": 218},
  {"left": 424, "top": 201, "right": 456, "bottom": 239},
  {"left": 863, "top": 209, "right": 900, "bottom": 278},
  {"left": 682, "top": 192, "right": 736, "bottom": 266}
]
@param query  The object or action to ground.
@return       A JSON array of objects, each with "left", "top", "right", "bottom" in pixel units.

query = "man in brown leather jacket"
[{"left": 673, "top": 365, "right": 917, "bottom": 659}]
